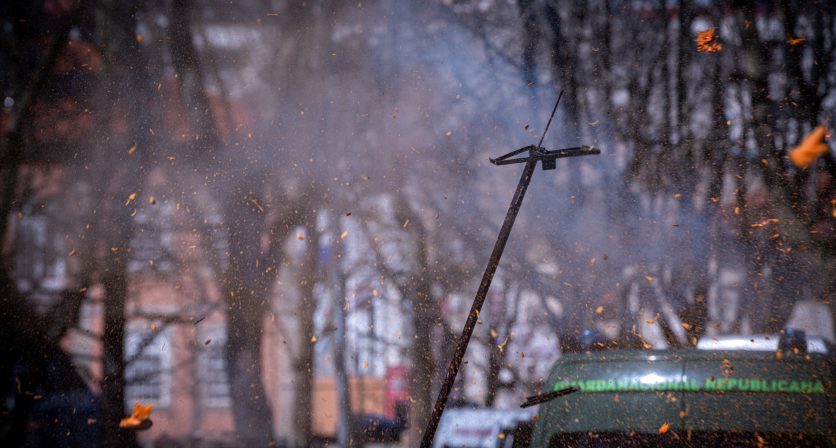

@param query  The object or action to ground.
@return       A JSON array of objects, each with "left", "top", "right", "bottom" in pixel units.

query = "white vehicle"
[
  {"left": 696, "top": 333, "right": 830, "bottom": 354},
  {"left": 433, "top": 407, "right": 535, "bottom": 448}
]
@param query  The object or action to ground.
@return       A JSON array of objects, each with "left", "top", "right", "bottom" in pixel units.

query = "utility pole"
[{"left": 420, "top": 92, "right": 599, "bottom": 447}]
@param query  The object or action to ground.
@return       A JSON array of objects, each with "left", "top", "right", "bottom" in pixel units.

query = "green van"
[{"left": 529, "top": 332, "right": 834, "bottom": 447}]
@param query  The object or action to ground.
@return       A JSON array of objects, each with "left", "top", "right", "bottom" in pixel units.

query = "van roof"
[
  {"left": 696, "top": 334, "right": 829, "bottom": 353},
  {"left": 553, "top": 347, "right": 831, "bottom": 364}
]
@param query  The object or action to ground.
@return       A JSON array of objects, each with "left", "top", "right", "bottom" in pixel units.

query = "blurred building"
[{"left": 46, "top": 206, "right": 412, "bottom": 446}]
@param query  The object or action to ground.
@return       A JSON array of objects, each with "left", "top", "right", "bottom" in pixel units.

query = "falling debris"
[
  {"left": 789, "top": 126, "right": 828, "bottom": 168},
  {"left": 340, "top": 230, "right": 349, "bottom": 239},
  {"left": 658, "top": 422, "right": 670, "bottom": 434},
  {"left": 595, "top": 306, "right": 604, "bottom": 314},
  {"left": 696, "top": 27, "right": 722, "bottom": 52},
  {"left": 787, "top": 36, "right": 805, "bottom": 46},
  {"left": 125, "top": 193, "right": 137, "bottom": 206},
  {"left": 248, "top": 198, "right": 265, "bottom": 213},
  {"left": 119, "top": 403, "right": 154, "bottom": 431},
  {"left": 721, "top": 358, "right": 734, "bottom": 380},
  {"left": 497, "top": 335, "right": 510, "bottom": 354},
  {"left": 750, "top": 218, "right": 780, "bottom": 228}
]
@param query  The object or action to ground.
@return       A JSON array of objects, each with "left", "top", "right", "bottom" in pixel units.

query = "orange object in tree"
[
  {"left": 789, "top": 126, "right": 829, "bottom": 168},
  {"left": 119, "top": 402, "right": 154, "bottom": 431}
]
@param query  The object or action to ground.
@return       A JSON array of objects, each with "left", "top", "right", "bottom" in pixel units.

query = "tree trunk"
[
  {"left": 167, "top": 0, "right": 283, "bottom": 441},
  {"left": 405, "top": 284, "right": 436, "bottom": 445},
  {"left": 94, "top": 1, "right": 154, "bottom": 445},
  {"left": 168, "top": 0, "right": 220, "bottom": 161},
  {"left": 223, "top": 195, "right": 278, "bottom": 446},
  {"left": 293, "top": 214, "right": 319, "bottom": 446},
  {"left": 0, "top": 15, "right": 78, "bottom": 445},
  {"left": 676, "top": 0, "right": 692, "bottom": 146},
  {"left": 330, "top": 225, "right": 354, "bottom": 447},
  {"left": 518, "top": 0, "right": 541, "bottom": 88},
  {"left": 101, "top": 268, "right": 135, "bottom": 447},
  {"left": 735, "top": 2, "right": 822, "bottom": 328},
  {"left": 484, "top": 330, "right": 502, "bottom": 407},
  {"left": 403, "top": 211, "right": 438, "bottom": 446},
  {"left": 0, "top": 8, "right": 76, "bottom": 249}
]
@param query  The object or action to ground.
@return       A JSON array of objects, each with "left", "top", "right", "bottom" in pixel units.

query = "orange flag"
[{"left": 789, "top": 126, "right": 829, "bottom": 168}]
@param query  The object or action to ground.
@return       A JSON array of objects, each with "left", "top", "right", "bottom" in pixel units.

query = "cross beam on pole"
[{"left": 419, "top": 92, "right": 600, "bottom": 448}]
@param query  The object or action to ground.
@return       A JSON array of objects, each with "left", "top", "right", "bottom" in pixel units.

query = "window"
[
  {"left": 14, "top": 214, "right": 67, "bottom": 294},
  {"left": 129, "top": 207, "right": 178, "bottom": 274},
  {"left": 200, "top": 324, "right": 231, "bottom": 407},
  {"left": 125, "top": 326, "right": 172, "bottom": 408}
]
